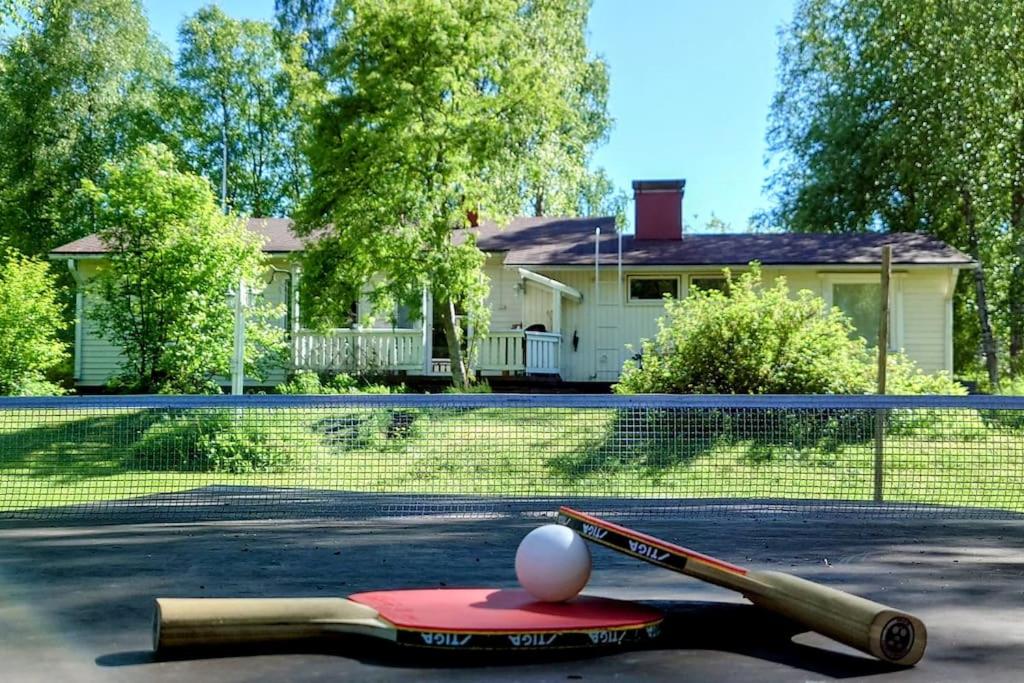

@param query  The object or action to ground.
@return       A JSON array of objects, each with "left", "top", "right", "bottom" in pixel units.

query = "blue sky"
[{"left": 143, "top": 0, "right": 796, "bottom": 230}]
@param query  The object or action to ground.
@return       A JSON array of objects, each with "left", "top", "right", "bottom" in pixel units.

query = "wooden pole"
[{"left": 873, "top": 245, "right": 892, "bottom": 502}]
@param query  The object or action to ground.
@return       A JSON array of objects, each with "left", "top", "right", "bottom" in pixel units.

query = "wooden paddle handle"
[
  {"left": 743, "top": 571, "right": 927, "bottom": 666},
  {"left": 154, "top": 597, "right": 380, "bottom": 651}
]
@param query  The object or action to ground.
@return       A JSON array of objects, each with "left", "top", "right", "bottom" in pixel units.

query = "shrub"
[
  {"left": 0, "top": 250, "right": 68, "bottom": 395},
  {"left": 616, "top": 265, "right": 966, "bottom": 397},
  {"left": 616, "top": 266, "right": 875, "bottom": 395},
  {"left": 885, "top": 354, "right": 966, "bottom": 395},
  {"left": 277, "top": 370, "right": 404, "bottom": 395},
  {"left": 127, "top": 411, "right": 304, "bottom": 473},
  {"left": 443, "top": 381, "right": 492, "bottom": 393}
]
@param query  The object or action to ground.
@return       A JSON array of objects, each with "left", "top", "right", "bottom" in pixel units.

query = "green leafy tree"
[
  {"left": 175, "top": 5, "right": 309, "bottom": 217},
  {"left": 513, "top": 0, "right": 616, "bottom": 218},
  {"left": 273, "top": 0, "right": 337, "bottom": 76},
  {"left": 0, "top": 0, "right": 38, "bottom": 30},
  {"left": 762, "top": 0, "right": 1024, "bottom": 385},
  {"left": 0, "top": 248, "right": 67, "bottom": 395},
  {"left": 298, "top": 0, "right": 614, "bottom": 387},
  {"left": 0, "top": 0, "right": 172, "bottom": 256},
  {"left": 80, "top": 144, "right": 286, "bottom": 394}
]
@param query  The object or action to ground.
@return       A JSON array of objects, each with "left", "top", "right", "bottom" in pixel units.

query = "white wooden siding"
[
  {"left": 482, "top": 255, "right": 522, "bottom": 330},
  {"left": 899, "top": 270, "right": 949, "bottom": 373}
]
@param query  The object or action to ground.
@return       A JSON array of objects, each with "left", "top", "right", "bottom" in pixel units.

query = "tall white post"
[
  {"left": 551, "top": 287, "right": 562, "bottom": 374},
  {"left": 231, "top": 279, "right": 247, "bottom": 395},
  {"left": 593, "top": 227, "right": 600, "bottom": 380}
]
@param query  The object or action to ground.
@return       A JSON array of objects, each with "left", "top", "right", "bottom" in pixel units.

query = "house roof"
[
  {"left": 50, "top": 215, "right": 975, "bottom": 267},
  {"left": 462, "top": 216, "right": 974, "bottom": 267},
  {"left": 49, "top": 218, "right": 307, "bottom": 255}
]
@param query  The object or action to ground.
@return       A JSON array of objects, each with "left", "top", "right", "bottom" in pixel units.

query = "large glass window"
[
  {"left": 832, "top": 283, "right": 882, "bottom": 346},
  {"left": 628, "top": 276, "right": 679, "bottom": 302},
  {"left": 689, "top": 276, "right": 729, "bottom": 294}
]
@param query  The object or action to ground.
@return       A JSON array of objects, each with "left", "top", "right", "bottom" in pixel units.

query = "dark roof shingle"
[{"left": 50, "top": 215, "right": 974, "bottom": 267}]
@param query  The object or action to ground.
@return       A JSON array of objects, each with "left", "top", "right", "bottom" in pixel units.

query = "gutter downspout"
[
  {"left": 593, "top": 227, "right": 600, "bottom": 380},
  {"left": 66, "top": 259, "right": 85, "bottom": 382}
]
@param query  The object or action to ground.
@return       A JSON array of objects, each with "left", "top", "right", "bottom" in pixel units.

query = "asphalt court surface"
[{"left": 2, "top": 506, "right": 1023, "bottom": 682}]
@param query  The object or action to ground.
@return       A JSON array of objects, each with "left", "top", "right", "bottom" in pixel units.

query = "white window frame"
[
  {"left": 626, "top": 274, "right": 681, "bottom": 304},
  {"left": 821, "top": 273, "right": 903, "bottom": 351}
]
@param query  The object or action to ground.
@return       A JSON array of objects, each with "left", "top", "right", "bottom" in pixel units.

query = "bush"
[
  {"left": 127, "top": 411, "right": 304, "bottom": 473},
  {"left": 885, "top": 354, "right": 966, "bottom": 395},
  {"left": 616, "top": 266, "right": 874, "bottom": 395},
  {"left": 277, "top": 370, "right": 404, "bottom": 395},
  {"left": 0, "top": 249, "right": 68, "bottom": 395},
  {"left": 443, "top": 381, "right": 492, "bottom": 393},
  {"left": 615, "top": 265, "right": 965, "bottom": 396}
]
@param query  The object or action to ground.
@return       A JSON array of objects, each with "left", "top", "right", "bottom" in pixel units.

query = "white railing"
[
  {"left": 524, "top": 331, "right": 561, "bottom": 374},
  {"left": 473, "top": 331, "right": 525, "bottom": 372},
  {"left": 293, "top": 329, "right": 423, "bottom": 372},
  {"left": 293, "top": 328, "right": 561, "bottom": 376}
]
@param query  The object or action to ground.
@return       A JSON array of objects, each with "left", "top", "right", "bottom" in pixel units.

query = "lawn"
[{"left": 0, "top": 405, "right": 1021, "bottom": 512}]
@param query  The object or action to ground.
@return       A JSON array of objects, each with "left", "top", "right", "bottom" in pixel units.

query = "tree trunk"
[
  {"left": 439, "top": 300, "right": 470, "bottom": 389},
  {"left": 221, "top": 96, "right": 230, "bottom": 213},
  {"left": 962, "top": 189, "right": 1000, "bottom": 388},
  {"left": 1008, "top": 122, "right": 1024, "bottom": 376}
]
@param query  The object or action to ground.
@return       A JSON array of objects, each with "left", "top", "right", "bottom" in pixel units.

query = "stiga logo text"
[
  {"left": 579, "top": 523, "right": 607, "bottom": 540},
  {"left": 628, "top": 540, "right": 670, "bottom": 562},
  {"left": 508, "top": 633, "right": 557, "bottom": 647},
  {"left": 588, "top": 630, "right": 626, "bottom": 645},
  {"left": 420, "top": 633, "right": 471, "bottom": 647}
]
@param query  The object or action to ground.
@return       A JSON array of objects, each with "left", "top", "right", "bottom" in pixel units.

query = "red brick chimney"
[{"left": 632, "top": 179, "right": 685, "bottom": 240}]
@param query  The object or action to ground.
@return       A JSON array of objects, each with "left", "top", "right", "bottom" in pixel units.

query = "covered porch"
[{"left": 289, "top": 267, "right": 580, "bottom": 378}]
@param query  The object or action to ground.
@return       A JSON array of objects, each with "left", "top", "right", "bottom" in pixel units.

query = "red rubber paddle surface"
[{"left": 348, "top": 589, "right": 662, "bottom": 632}]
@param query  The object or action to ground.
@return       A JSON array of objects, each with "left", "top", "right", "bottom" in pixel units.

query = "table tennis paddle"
[
  {"left": 557, "top": 507, "right": 926, "bottom": 666},
  {"left": 154, "top": 588, "right": 663, "bottom": 653}
]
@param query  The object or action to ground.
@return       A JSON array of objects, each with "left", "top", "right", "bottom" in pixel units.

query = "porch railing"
[
  {"left": 524, "top": 331, "right": 560, "bottom": 374},
  {"left": 293, "top": 329, "right": 424, "bottom": 372},
  {"left": 294, "top": 328, "right": 561, "bottom": 376},
  {"left": 474, "top": 331, "right": 525, "bottom": 372}
]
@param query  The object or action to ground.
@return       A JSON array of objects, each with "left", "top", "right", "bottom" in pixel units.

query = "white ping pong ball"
[{"left": 515, "top": 524, "right": 592, "bottom": 602}]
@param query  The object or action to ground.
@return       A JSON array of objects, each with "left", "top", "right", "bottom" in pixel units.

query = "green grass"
[{"left": 1, "top": 406, "right": 1022, "bottom": 512}]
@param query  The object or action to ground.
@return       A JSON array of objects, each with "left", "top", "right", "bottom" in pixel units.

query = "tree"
[
  {"left": 297, "top": 0, "right": 614, "bottom": 387},
  {"left": 0, "top": 0, "right": 38, "bottom": 30},
  {"left": 175, "top": 5, "right": 309, "bottom": 217},
  {"left": 80, "top": 144, "right": 286, "bottom": 394},
  {"left": 0, "top": 248, "right": 67, "bottom": 395},
  {"left": 273, "top": 0, "right": 337, "bottom": 76},
  {"left": 0, "top": 0, "right": 172, "bottom": 256},
  {"left": 513, "top": 0, "right": 615, "bottom": 218},
  {"left": 764, "top": 0, "right": 1024, "bottom": 385}
]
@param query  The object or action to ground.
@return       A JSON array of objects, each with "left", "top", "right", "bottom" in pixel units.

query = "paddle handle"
[
  {"left": 154, "top": 597, "right": 383, "bottom": 651},
  {"left": 730, "top": 570, "right": 926, "bottom": 666}
]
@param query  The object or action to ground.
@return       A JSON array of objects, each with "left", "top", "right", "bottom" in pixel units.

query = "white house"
[{"left": 50, "top": 179, "right": 975, "bottom": 386}]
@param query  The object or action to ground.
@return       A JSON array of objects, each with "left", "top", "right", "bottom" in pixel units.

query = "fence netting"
[{"left": 1, "top": 394, "right": 1022, "bottom": 521}]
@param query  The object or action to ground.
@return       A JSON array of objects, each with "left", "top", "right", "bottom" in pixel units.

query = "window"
[
  {"left": 689, "top": 275, "right": 729, "bottom": 294},
  {"left": 627, "top": 276, "right": 679, "bottom": 302},
  {"left": 395, "top": 303, "right": 414, "bottom": 329},
  {"left": 831, "top": 282, "right": 893, "bottom": 348}
]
